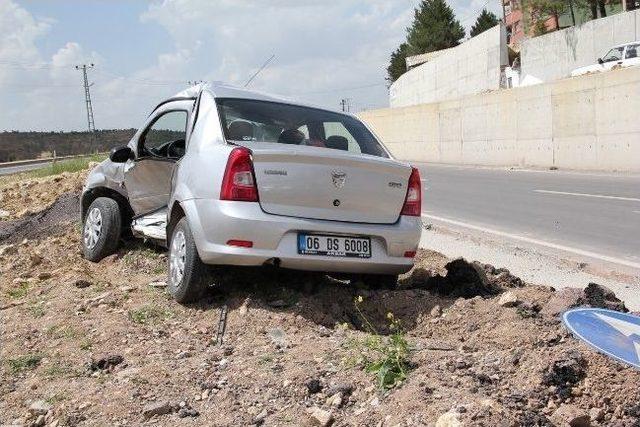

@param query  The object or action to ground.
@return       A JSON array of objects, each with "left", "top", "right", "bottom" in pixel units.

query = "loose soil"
[{"left": 1, "top": 169, "right": 639, "bottom": 427}]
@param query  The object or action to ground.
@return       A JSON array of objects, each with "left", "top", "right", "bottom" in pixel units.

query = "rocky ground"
[{"left": 1, "top": 168, "right": 640, "bottom": 427}]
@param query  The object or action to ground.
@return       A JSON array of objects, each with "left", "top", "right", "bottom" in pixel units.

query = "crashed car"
[
  {"left": 81, "top": 83, "right": 422, "bottom": 302},
  {"left": 571, "top": 41, "right": 640, "bottom": 77}
]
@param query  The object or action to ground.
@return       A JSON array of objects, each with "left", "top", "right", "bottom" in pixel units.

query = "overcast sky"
[{"left": 0, "top": 0, "right": 501, "bottom": 132}]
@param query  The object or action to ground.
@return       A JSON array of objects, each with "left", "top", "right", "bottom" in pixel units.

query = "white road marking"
[
  {"left": 422, "top": 213, "right": 640, "bottom": 270},
  {"left": 534, "top": 189, "right": 640, "bottom": 202},
  {"left": 594, "top": 312, "right": 640, "bottom": 360}
]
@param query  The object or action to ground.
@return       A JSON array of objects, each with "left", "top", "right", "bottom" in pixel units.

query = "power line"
[{"left": 75, "top": 64, "right": 96, "bottom": 132}]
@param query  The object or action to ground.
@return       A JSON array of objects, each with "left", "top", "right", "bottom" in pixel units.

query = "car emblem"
[{"left": 331, "top": 170, "right": 346, "bottom": 189}]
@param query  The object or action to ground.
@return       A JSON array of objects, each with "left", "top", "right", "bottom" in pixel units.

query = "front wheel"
[
  {"left": 168, "top": 217, "right": 209, "bottom": 303},
  {"left": 82, "top": 197, "right": 121, "bottom": 262}
]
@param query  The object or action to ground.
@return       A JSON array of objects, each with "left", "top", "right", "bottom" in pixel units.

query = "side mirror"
[
  {"left": 597, "top": 58, "right": 604, "bottom": 64},
  {"left": 109, "top": 146, "right": 134, "bottom": 163}
]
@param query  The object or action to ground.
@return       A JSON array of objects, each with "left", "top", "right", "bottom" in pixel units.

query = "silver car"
[{"left": 81, "top": 83, "right": 422, "bottom": 302}]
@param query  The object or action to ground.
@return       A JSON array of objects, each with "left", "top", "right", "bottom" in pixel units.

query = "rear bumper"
[{"left": 181, "top": 199, "right": 422, "bottom": 275}]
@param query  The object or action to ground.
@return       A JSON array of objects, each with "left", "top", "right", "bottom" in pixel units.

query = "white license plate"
[{"left": 297, "top": 233, "right": 371, "bottom": 258}]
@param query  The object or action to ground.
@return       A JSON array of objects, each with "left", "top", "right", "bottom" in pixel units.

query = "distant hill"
[{"left": 0, "top": 129, "right": 136, "bottom": 162}]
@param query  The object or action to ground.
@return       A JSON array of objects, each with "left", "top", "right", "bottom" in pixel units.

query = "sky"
[{"left": 0, "top": 0, "right": 502, "bottom": 132}]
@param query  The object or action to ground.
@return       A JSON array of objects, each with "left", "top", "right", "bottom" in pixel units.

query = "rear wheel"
[
  {"left": 168, "top": 217, "right": 209, "bottom": 303},
  {"left": 357, "top": 274, "right": 398, "bottom": 290},
  {"left": 82, "top": 197, "right": 121, "bottom": 262}
]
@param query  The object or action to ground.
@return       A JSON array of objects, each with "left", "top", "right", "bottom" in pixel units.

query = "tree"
[
  {"left": 387, "top": 0, "right": 465, "bottom": 83},
  {"left": 406, "top": 0, "right": 465, "bottom": 56},
  {"left": 470, "top": 9, "right": 500, "bottom": 38},
  {"left": 527, "top": 0, "right": 567, "bottom": 35},
  {"left": 386, "top": 43, "right": 410, "bottom": 84}
]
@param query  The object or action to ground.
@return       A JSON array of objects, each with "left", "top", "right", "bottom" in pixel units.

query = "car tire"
[
  {"left": 359, "top": 274, "right": 398, "bottom": 290},
  {"left": 82, "top": 197, "right": 122, "bottom": 262},
  {"left": 168, "top": 217, "right": 209, "bottom": 303}
]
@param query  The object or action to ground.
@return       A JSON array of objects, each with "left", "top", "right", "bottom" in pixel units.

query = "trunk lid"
[{"left": 241, "top": 142, "right": 412, "bottom": 224}]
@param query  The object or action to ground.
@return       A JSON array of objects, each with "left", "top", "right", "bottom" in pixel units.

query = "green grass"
[
  {"left": 7, "top": 353, "right": 43, "bottom": 373},
  {"left": 128, "top": 305, "right": 173, "bottom": 325},
  {"left": 6, "top": 282, "right": 29, "bottom": 299},
  {"left": 28, "top": 154, "right": 106, "bottom": 178},
  {"left": 79, "top": 339, "right": 93, "bottom": 351},
  {"left": 46, "top": 324, "right": 79, "bottom": 340}
]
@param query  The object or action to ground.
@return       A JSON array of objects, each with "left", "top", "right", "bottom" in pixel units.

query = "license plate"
[{"left": 297, "top": 233, "right": 371, "bottom": 258}]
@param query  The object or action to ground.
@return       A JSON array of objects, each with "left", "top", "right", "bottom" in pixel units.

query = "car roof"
[{"left": 166, "top": 82, "right": 350, "bottom": 116}]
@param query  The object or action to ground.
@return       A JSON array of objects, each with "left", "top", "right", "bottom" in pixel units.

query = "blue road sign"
[{"left": 563, "top": 308, "right": 640, "bottom": 369}]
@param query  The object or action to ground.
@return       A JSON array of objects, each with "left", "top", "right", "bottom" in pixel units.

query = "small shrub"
[
  {"left": 128, "top": 305, "right": 173, "bottom": 324},
  {"left": 7, "top": 353, "right": 43, "bottom": 373},
  {"left": 354, "top": 296, "right": 411, "bottom": 390},
  {"left": 79, "top": 339, "right": 93, "bottom": 351},
  {"left": 7, "top": 282, "right": 29, "bottom": 299},
  {"left": 29, "top": 154, "right": 106, "bottom": 178}
]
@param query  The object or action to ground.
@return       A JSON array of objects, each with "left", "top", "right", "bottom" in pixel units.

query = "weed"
[
  {"left": 43, "top": 362, "right": 79, "bottom": 379},
  {"left": 128, "top": 305, "right": 173, "bottom": 324},
  {"left": 79, "top": 339, "right": 93, "bottom": 351},
  {"left": 7, "top": 282, "right": 29, "bottom": 299},
  {"left": 46, "top": 324, "right": 78, "bottom": 339},
  {"left": 7, "top": 353, "right": 43, "bottom": 373},
  {"left": 45, "top": 392, "right": 68, "bottom": 404},
  {"left": 354, "top": 296, "right": 411, "bottom": 390},
  {"left": 28, "top": 302, "right": 46, "bottom": 318}
]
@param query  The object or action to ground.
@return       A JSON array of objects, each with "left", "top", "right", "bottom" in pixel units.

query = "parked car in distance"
[
  {"left": 571, "top": 41, "right": 640, "bottom": 77},
  {"left": 81, "top": 83, "right": 422, "bottom": 303}
]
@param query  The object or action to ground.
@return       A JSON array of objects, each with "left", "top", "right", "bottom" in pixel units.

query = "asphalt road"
[
  {"left": 0, "top": 162, "right": 51, "bottom": 176},
  {"left": 416, "top": 163, "right": 640, "bottom": 269}
]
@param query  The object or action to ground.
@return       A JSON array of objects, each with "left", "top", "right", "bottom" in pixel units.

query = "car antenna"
[{"left": 244, "top": 54, "right": 275, "bottom": 88}]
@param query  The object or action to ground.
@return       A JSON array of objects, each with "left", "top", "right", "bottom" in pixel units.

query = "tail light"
[
  {"left": 220, "top": 147, "right": 259, "bottom": 202},
  {"left": 400, "top": 167, "right": 421, "bottom": 216}
]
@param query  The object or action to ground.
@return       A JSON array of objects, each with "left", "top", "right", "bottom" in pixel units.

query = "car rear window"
[{"left": 216, "top": 98, "right": 388, "bottom": 158}]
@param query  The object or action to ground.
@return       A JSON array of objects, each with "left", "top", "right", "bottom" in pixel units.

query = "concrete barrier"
[
  {"left": 390, "top": 25, "right": 508, "bottom": 108},
  {"left": 360, "top": 66, "right": 640, "bottom": 172},
  {"left": 520, "top": 9, "right": 640, "bottom": 84}
]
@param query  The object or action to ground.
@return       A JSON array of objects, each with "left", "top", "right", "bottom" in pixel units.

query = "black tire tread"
[{"left": 168, "top": 217, "right": 208, "bottom": 303}]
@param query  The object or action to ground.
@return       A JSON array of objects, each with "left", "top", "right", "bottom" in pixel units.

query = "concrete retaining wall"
[
  {"left": 360, "top": 66, "right": 640, "bottom": 172},
  {"left": 390, "top": 25, "right": 508, "bottom": 108},
  {"left": 520, "top": 9, "right": 640, "bottom": 84}
]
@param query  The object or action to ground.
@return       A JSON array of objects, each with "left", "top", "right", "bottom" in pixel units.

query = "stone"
[
  {"left": 435, "top": 411, "right": 462, "bottom": 427},
  {"left": 74, "top": 279, "right": 92, "bottom": 288},
  {"left": 306, "top": 379, "right": 322, "bottom": 394},
  {"left": 177, "top": 406, "right": 199, "bottom": 418},
  {"left": 498, "top": 291, "right": 520, "bottom": 307},
  {"left": 308, "top": 407, "right": 334, "bottom": 427},
  {"left": 142, "top": 401, "right": 174, "bottom": 419},
  {"left": 0, "top": 244, "right": 17, "bottom": 256},
  {"left": 0, "top": 209, "right": 9, "bottom": 218},
  {"left": 267, "top": 327, "right": 287, "bottom": 348},
  {"left": 540, "top": 288, "right": 585, "bottom": 318},
  {"left": 326, "top": 392, "right": 343, "bottom": 408},
  {"left": 589, "top": 407, "right": 604, "bottom": 422},
  {"left": 33, "top": 415, "right": 45, "bottom": 427},
  {"left": 89, "top": 354, "right": 124, "bottom": 372},
  {"left": 29, "top": 400, "right": 52, "bottom": 416},
  {"left": 148, "top": 280, "right": 167, "bottom": 288},
  {"left": 430, "top": 305, "right": 442, "bottom": 317},
  {"left": 37, "top": 272, "right": 52, "bottom": 280},
  {"left": 550, "top": 404, "right": 590, "bottom": 427},
  {"left": 583, "top": 283, "right": 627, "bottom": 312}
]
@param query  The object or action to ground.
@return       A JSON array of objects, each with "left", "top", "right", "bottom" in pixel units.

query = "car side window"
[
  {"left": 139, "top": 110, "right": 188, "bottom": 158},
  {"left": 602, "top": 47, "right": 624, "bottom": 63},
  {"left": 625, "top": 44, "right": 639, "bottom": 59},
  {"left": 323, "top": 122, "right": 361, "bottom": 153}
]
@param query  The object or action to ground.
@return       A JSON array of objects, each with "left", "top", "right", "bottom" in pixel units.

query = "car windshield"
[{"left": 216, "top": 98, "right": 389, "bottom": 158}]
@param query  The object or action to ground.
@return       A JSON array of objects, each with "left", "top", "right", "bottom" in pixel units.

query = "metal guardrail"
[{"left": 0, "top": 153, "right": 108, "bottom": 176}]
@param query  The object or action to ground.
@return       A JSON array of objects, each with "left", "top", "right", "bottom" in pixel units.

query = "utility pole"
[
  {"left": 340, "top": 98, "right": 351, "bottom": 113},
  {"left": 75, "top": 64, "right": 96, "bottom": 132}
]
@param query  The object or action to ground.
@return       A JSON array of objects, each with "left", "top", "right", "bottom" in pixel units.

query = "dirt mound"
[
  {"left": 400, "top": 257, "right": 524, "bottom": 298},
  {"left": 1, "top": 171, "right": 640, "bottom": 427},
  {"left": 0, "top": 192, "right": 79, "bottom": 244}
]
